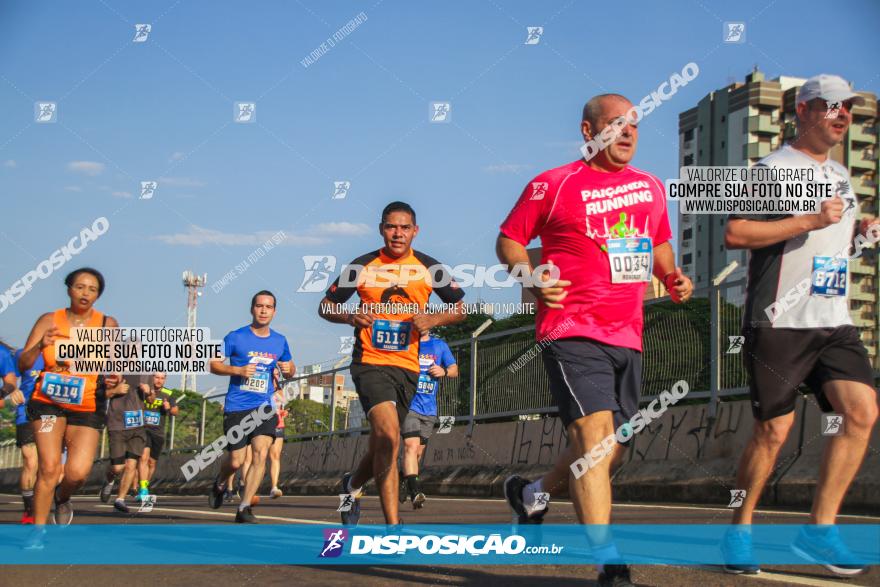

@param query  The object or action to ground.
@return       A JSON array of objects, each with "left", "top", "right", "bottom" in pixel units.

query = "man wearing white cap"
[{"left": 722, "top": 74, "right": 879, "bottom": 576}]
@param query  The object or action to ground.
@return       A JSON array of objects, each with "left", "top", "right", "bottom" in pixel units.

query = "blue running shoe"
[
  {"left": 791, "top": 525, "right": 866, "bottom": 576},
  {"left": 721, "top": 528, "right": 760, "bottom": 574}
]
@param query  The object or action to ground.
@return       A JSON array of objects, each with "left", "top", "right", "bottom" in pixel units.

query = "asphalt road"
[{"left": 0, "top": 492, "right": 877, "bottom": 587}]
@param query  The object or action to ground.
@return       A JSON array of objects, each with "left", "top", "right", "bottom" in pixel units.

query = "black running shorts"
[{"left": 743, "top": 325, "right": 875, "bottom": 421}]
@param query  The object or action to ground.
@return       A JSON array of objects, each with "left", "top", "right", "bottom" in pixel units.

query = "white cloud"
[
  {"left": 3, "top": 159, "right": 16, "bottom": 168},
  {"left": 158, "top": 176, "right": 205, "bottom": 187},
  {"left": 169, "top": 152, "right": 186, "bottom": 162},
  {"left": 67, "top": 161, "right": 105, "bottom": 176},
  {"left": 112, "top": 191, "right": 132, "bottom": 198},
  {"left": 64, "top": 186, "right": 83, "bottom": 192},
  {"left": 483, "top": 163, "right": 531, "bottom": 174},
  {"left": 152, "top": 222, "right": 372, "bottom": 247},
  {"left": 313, "top": 222, "right": 371, "bottom": 236}
]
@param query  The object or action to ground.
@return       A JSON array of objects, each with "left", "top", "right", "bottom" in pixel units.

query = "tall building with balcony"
[{"left": 678, "top": 69, "right": 879, "bottom": 366}]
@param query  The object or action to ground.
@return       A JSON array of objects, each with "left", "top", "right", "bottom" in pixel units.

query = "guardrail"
[{"left": 169, "top": 278, "right": 759, "bottom": 453}]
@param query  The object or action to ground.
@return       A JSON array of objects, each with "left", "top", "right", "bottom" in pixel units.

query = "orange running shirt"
[
  {"left": 31, "top": 308, "right": 105, "bottom": 412},
  {"left": 325, "top": 249, "right": 464, "bottom": 373}
]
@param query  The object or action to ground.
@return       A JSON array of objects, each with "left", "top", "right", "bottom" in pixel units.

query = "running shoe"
[
  {"left": 412, "top": 492, "right": 426, "bottom": 510},
  {"left": 51, "top": 491, "right": 74, "bottom": 526},
  {"left": 791, "top": 525, "right": 866, "bottom": 576},
  {"left": 340, "top": 472, "right": 361, "bottom": 526},
  {"left": 270, "top": 487, "right": 282, "bottom": 499},
  {"left": 99, "top": 478, "right": 115, "bottom": 504},
  {"left": 113, "top": 499, "right": 130, "bottom": 514},
  {"left": 598, "top": 564, "right": 634, "bottom": 587},
  {"left": 503, "top": 475, "right": 547, "bottom": 524},
  {"left": 235, "top": 506, "right": 258, "bottom": 524},
  {"left": 209, "top": 479, "right": 225, "bottom": 510},
  {"left": 720, "top": 528, "right": 760, "bottom": 575},
  {"left": 137, "top": 487, "right": 150, "bottom": 502},
  {"left": 20, "top": 512, "right": 35, "bottom": 525},
  {"left": 22, "top": 527, "right": 46, "bottom": 550}
]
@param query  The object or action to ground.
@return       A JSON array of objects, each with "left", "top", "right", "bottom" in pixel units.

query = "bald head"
[{"left": 582, "top": 94, "right": 632, "bottom": 128}]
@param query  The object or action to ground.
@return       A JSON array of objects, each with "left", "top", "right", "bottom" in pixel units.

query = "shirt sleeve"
[
  {"left": 648, "top": 176, "right": 672, "bottom": 246},
  {"left": 0, "top": 348, "right": 16, "bottom": 377},
  {"left": 166, "top": 394, "right": 177, "bottom": 411},
  {"left": 280, "top": 338, "right": 292, "bottom": 362},
  {"left": 325, "top": 260, "right": 361, "bottom": 303},
  {"left": 223, "top": 332, "right": 235, "bottom": 361},
  {"left": 440, "top": 342, "right": 456, "bottom": 368},
  {"left": 11, "top": 349, "right": 23, "bottom": 377},
  {"left": 499, "top": 174, "right": 554, "bottom": 246}
]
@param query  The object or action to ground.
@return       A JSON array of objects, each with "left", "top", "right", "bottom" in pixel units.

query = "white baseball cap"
[{"left": 796, "top": 74, "right": 865, "bottom": 106}]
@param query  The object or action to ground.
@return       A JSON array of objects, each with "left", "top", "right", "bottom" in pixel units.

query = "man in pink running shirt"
[{"left": 496, "top": 93, "right": 693, "bottom": 587}]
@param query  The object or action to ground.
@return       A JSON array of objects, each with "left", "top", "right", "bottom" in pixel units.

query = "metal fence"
[
  {"left": 169, "top": 278, "right": 753, "bottom": 450},
  {"left": 13, "top": 276, "right": 872, "bottom": 462}
]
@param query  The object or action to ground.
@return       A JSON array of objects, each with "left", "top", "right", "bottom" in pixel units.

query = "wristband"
[{"left": 662, "top": 272, "right": 677, "bottom": 288}]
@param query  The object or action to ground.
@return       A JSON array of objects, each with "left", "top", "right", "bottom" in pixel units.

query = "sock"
[
  {"left": 404, "top": 475, "right": 420, "bottom": 498},
  {"left": 139, "top": 480, "right": 149, "bottom": 491},
  {"left": 22, "top": 490, "right": 34, "bottom": 515},
  {"left": 115, "top": 497, "right": 125, "bottom": 504},
  {"left": 522, "top": 479, "right": 546, "bottom": 515},
  {"left": 238, "top": 502, "right": 250, "bottom": 512}
]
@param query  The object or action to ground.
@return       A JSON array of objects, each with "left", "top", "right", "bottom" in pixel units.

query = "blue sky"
[{"left": 1, "top": 0, "right": 878, "bottom": 394}]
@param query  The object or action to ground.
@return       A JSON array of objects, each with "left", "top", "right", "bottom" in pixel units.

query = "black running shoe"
[
  {"left": 412, "top": 492, "right": 426, "bottom": 510},
  {"left": 340, "top": 472, "right": 361, "bottom": 526},
  {"left": 209, "top": 480, "right": 225, "bottom": 509},
  {"left": 598, "top": 564, "right": 634, "bottom": 587},
  {"left": 503, "top": 475, "right": 547, "bottom": 524},
  {"left": 235, "top": 506, "right": 258, "bottom": 524},
  {"left": 113, "top": 500, "right": 130, "bottom": 514},
  {"left": 51, "top": 488, "right": 74, "bottom": 526},
  {"left": 99, "top": 479, "right": 115, "bottom": 504}
]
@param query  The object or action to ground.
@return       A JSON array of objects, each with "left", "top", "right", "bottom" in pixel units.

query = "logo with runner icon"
[
  {"left": 319, "top": 528, "right": 348, "bottom": 558},
  {"left": 298, "top": 256, "right": 337, "bottom": 293}
]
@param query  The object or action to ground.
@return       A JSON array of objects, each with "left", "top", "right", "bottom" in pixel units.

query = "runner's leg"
[
  {"left": 269, "top": 437, "right": 282, "bottom": 489},
  {"left": 20, "top": 443, "right": 38, "bottom": 516},
  {"left": 731, "top": 412, "right": 795, "bottom": 524},
  {"left": 59, "top": 425, "right": 100, "bottom": 502},
  {"left": 241, "top": 435, "right": 272, "bottom": 507},
  {"left": 811, "top": 380, "right": 878, "bottom": 524},
  {"left": 367, "top": 401, "right": 401, "bottom": 524},
  {"left": 31, "top": 418, "right": 66, "bottom": 525}
]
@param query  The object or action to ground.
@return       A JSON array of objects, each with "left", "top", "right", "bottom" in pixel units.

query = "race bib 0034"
[{"left": 607, "top": 237, "right": 653, "bottom": 283}]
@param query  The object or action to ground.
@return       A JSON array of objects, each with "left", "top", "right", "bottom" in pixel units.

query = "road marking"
[
  {"left": 686, "top": 566, "right": 859, "bottom": 586},
  {"left": 93, "top": 504, "right": 339, "bottom": 525},
  {"left": 2, "top": 494, "right": 877, "bottom": 522}
]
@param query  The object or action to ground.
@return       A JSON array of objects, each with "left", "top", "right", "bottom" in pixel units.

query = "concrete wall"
[{"left": 2, "top": 397, "right": 877, "bottom": 514}]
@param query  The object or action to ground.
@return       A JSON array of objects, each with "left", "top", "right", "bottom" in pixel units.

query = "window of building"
[
  {"left": 683, "top": 253, "right": 692, "bottom": 265},
  {"left": 721, "top": 115, "right": 726, "bottom": 122},
  {"left": 683, "top": 228, "right": 693, "bottom": 240},
  {"left": 684, "top": 129, "right": 694, "bottom": 141},
  {"left": 683, "top": 154, "right": 694, "bottom": 166},
  {"left": 721, "top": 141, "right": 725, "bottom": 148},
  {"left": 698, "top": 251, "right": 702, "bottom": 258}
]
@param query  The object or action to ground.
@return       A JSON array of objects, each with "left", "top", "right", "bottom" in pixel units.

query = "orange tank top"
[{"left": 32, "top": 308, "right": 105, "bottom": 412}]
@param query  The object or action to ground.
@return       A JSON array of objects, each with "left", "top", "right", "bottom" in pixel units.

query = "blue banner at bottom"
[{"left": 0, "top": 524, "right": 877, "bottom": 565}]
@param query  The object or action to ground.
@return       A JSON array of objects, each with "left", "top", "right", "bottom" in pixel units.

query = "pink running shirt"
[{"left": 500, "top": 160, "right": 672, "bottom": 351}]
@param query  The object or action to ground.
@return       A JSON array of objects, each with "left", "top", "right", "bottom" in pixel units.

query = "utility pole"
[{"left": 180, "top": 271, "right": 207, "bottom": 396}]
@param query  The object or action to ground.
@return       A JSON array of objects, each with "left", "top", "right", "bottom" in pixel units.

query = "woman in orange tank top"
[{"left": 18, "top": 268, "right": 126, "bottom": 527}]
